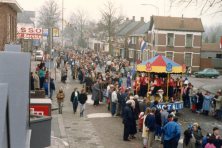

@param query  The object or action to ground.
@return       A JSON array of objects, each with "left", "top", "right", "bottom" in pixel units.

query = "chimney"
[
  {"left": 140, "top": 17, "right": 144, "bottom": 22},
  {"left": 132, "top": 16, "right": 135, "bottom": 21},
  {"left": 180, "top": 14, "right": 184, "bottom": 28}
]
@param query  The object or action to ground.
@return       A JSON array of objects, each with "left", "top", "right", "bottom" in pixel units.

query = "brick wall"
[{"left": 0, "top": 4, "right": 17, "bottom": 51}]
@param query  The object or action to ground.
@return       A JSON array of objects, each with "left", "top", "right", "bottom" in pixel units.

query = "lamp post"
[
  {"left": 141, "top": 4, "right": 159, "bottom": 57},
  {"left": 61, "top": 0, "right": 64, "bottom": 49}
]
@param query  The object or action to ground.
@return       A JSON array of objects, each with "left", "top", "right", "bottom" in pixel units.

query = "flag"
[
  {"left": 220, "top": 36, "right": 222, "bottom": 49},
  {"left": 128, "top": 38, "right": 132, "bottom": 45},
  {"left": 140, "top": 40, "right": 147, "bottom": 52}
]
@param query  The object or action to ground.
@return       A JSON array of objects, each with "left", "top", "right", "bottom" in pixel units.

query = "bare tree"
[
  {"left": 170, "top": 0, "right": 222, "bottom": 15},
  {"left": 99, "top": 0, "right": 124, "bottom": 55},
  {"left": 37, "top": 0, "right": 60, "bottom": 28}
]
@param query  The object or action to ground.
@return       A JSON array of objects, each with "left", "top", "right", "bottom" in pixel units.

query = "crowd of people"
[{"left": 31, "top": 49, "right": 222, "bottom": 148}]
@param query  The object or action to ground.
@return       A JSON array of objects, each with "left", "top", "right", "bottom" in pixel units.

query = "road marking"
[
  {"left": 87, "top": 113, "right": 112, "bottom": 118},
  {"left": 51, "top": 136, "right": 69, "bottom": 146}
]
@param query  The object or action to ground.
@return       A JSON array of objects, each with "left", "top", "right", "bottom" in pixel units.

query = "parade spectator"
[
  {"left": 111, "top": 87, "right": 118, "bottom": 116},
  {"left": 43, "top": 79, "right": 49, "bottom": 96},
  {"left": 183, "top": 129, "right": 196, "bottom": 148},
  {"left": 196, "top": 90, "right": 204, "bottom": 113},
  {"left": 142, "top": 107, "right": 151, "bottom": 148},
  {"left": 163, "top": 115, "right": 181, "bottom": 148},
  {"left": 38, "top": 67, "right": 45, "bottom": 88},
  {"left": 91, "top": 82, "right": 101, "bottom": 106},
  {"left": 192, "top": 123, "right": 203, "bottom": 148},
  {"left": 126, "top": 72, "right": 131, "bottom": 88},
  {"left": 78, "top": 89, "right": 87, "bottom": 117},
  {"left": 56, "top": 88, "right": 65, "bottom": 114},
  {"left": 61, "top": 67, "right": 67, "bottom": 83},
  {"left": 206, "top": 127, "right": 222, "bottom": 148},
  {"left": 123, "top": 100, "right": 134, "bottom": 141},
  {"left": 49, "top": 78, "right": 55, "bottom": 99},
  {"left": 203, "top": 91, "right": 214, "bottom": 116},
  {"left": 145, "top": 107, "right": 156, "bottom": 148},
  {"left": 33, "top": 71, "right": 40, "bottom": 89},
  {"left": 70, "top": 88, "right": 79, "bottom": 114},
  {"left": 214, "top": 91, "right": 222, "bottom": 119}
]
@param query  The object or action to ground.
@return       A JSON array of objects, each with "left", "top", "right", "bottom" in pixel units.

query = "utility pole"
[{"left": 61, "top": 0, "right": 64, "bottom": 49}]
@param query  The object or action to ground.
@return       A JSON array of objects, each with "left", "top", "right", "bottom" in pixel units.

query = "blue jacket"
[
  {"left": 163, "top": 121, "right": 181, "bottom": 141},
  {"left": 145, "top": 114, "right": 156, "bottom": 132}
]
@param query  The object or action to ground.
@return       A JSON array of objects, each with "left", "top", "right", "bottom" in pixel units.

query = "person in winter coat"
[
  {"left": 56, "top": 88, "right": 65, "bottom": 114},
  {"left": 91, "top": 82, "right": 101, "bottom": 106},
  {"left": 38, "top": 67, "right": 45, "bottom": 88},
  {"left": 145, "top": 107, "right": 156, "bottom": 148},
  {"left": 49, "top": 78, "right": 55, "bottom": 99},
  {"left": 126, "top": 72, "right": 131, "bottom": 88},
  {"left": 70, "top": 88, "right": 79, "bottom": 114},
  {"left": 142, "top": 107, "right": 151, "bottom": 148},
  {"left": 111, "top": 88, "right": 118, "bottom": 116},
  {"left": 123, "top": 100, "right": 134, "bottom": 141},
  {"left": 163, "top": 115, "right": 181, "bottom": 148},
  {"left": 203, "top": 91, "right": 214, "bottom": 115},
  {"left": 183, "top": 129, "right": 196, "bottom": 148},
  {"left": 214, "top": 91, "right": 222, "bottom": 119},
  {"left": 192, "top": 123, "right": 203, "bottom": 148},
  {"left": 33, "top": 71, "right": 40, "bottom": 89},
  {"left": 78, "top": 89, "right": 87, "bottom": 117}
]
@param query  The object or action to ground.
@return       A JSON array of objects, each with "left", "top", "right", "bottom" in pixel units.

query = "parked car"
[
  {"left": 194, "top": 68, "right": 220, "bottom": 78},
  {"left": 35, "top": 50, "right": 43, "bottom": 61}
]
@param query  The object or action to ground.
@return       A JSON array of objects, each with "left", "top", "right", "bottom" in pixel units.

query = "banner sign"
[
  {"left": 17, "top": 27, "right": 43, "bottom": 39},
  {"left": 156, "top": 101, "right": 183, "bottom": 110}
]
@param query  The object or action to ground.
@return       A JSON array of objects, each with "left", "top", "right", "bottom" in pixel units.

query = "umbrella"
[{"left": 136, "top": 55, "right": 185, "bottom": 73}]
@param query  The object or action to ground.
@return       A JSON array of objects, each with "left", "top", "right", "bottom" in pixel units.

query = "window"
[
  {"left": 131, "top": 37, "right": 136, "bottom": 44},
  {"left": 185, "top": 53, "right": 192, "bottom": 67},
  {"left": 166, "top": 52, "right": 173, "bottom": 60},
  {"left": 128, "top": 49, "right": 134, "bottom": 58},
  {"left": 186, "top": 34, "right": 193, "bottom": 47},
  {"left": 167, "top": 33, "right": 174, "bottom": 46},
  {"left": 216, "top": 54, "right": 222, "bottom": 59},
  {"left": 136, "top": 50, "right": 141, "bottom": 60}
]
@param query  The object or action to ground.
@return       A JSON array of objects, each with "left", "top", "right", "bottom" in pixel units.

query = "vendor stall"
[{"left": 136, "top": 55, "right": 186, "bottom": 110}]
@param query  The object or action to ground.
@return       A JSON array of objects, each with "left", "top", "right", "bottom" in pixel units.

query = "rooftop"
[
  {"left": 202, "top": 43, "right": 221, "bottom": 52},
  {"left": 150, "top": 16, "right": 204, "bottom": 32},
  {"left": 130, "top": 22, "right": 150, "bottom": 36}
]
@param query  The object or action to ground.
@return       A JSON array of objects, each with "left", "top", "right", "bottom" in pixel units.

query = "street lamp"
[{"left": 141, "top": 4, "right": 159, "bottom": 57}]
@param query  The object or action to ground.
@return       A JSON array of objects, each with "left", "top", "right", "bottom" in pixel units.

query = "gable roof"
[
  {"left": 117, "top": 21, "right": 144, "bottom": 36},
  {"left": 202, "top": 43, "right": 221, "bottom": 52},
  {"left": 130, "top": 22, "right": 150, "bottom": 36},
  {"left": 149, "top": 16, "right": 204, "bottom": 32}
]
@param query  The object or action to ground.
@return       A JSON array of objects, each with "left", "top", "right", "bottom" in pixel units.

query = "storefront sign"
[
  {"left": 156, "top": 102, "right": 183, "bottom": 110},
  {"left": 17, "top": 27, "right": 43, "bottom": 39}
]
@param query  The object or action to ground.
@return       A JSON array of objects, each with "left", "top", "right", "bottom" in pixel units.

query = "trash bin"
[{"left": 30, "top": 115, "right": 52, "bottom": 148}]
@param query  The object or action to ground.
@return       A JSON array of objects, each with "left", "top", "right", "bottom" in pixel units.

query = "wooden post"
[
  {"left": 166, "top": 73, "right": 169, "bottom": 102},
  {"left": 147, "top": 72, "right": 150, "bottom": 98}
]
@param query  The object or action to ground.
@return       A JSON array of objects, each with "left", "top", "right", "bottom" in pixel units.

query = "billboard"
[{"left": 17, "top": 27, "right": 43, "bottom": 39}]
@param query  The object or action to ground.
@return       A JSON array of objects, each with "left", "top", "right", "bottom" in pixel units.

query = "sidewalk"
[{"left": 49, "top": 69, "right": 104, "bottom": 148}]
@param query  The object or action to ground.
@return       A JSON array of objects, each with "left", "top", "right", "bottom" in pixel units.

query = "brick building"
[
  {"left": 148, "top": 16, "right": 204, "bottom": 72},
  {"left": 0, "top": 0, "right": 22, "bottom": 51}
]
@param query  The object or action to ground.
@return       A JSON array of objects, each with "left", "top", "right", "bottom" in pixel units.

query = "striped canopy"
[{"left": 137, "top": 55, "right": 185, "bottom": 73}]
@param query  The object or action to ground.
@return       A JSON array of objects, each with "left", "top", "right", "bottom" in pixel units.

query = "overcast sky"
[{"left": 17, "top": 0, "right": 222, "bottom": 27}]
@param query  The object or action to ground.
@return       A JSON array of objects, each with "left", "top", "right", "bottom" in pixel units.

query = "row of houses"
[{"left": 91, "top": 15, "right": 222, "bottom": 72}]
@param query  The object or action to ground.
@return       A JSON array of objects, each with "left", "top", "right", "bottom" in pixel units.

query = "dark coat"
[
  {"left": 145, "top": 113, "right": 156, "bottom": 132},
  {"left": 91, "top": 83, "right": 100, "bottom": 101},
  {"left": 78, "top": 93, "right": 87, "bottom": 104},
  {"left": 70, "top": 91, "right": 79, "bottom": 104}
]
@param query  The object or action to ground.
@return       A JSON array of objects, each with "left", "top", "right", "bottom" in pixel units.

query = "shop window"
[
  {"left": 167, "top": 33, "right": 174, "bottom": 46},
  {"left": 186, "top": 34, "right": 193, "bottom": 47}
]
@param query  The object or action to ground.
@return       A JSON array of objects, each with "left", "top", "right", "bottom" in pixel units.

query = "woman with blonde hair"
[{"left": 142, "top": 107, "right": 151, "bottom": 148}]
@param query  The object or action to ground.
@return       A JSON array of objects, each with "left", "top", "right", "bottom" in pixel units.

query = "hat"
[{"left": 134, "top": 95, "right": 139, "bottom": 99}]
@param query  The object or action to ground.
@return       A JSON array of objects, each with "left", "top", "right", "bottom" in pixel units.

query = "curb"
[{"left": 57, "top": 114, "right": 69, "bottom": 148}]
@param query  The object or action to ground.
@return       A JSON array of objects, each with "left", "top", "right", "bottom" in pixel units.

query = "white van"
[{"left": 35, "top": 50, "right": 44, "bottom": 61}]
